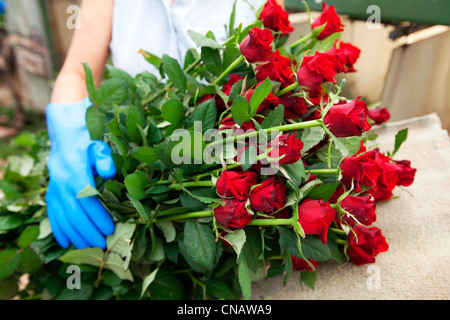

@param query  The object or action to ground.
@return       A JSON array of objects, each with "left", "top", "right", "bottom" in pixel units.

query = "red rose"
[
  {"left": 214, "top": 198, "right": 253, "bottom": 229},
  {"left": 291, "top": 256, "right": 318, "bottom": 272},
  {"left": 307, "top": 86, "right": 329, "bottom": 106},
  {"left": 277, "top": 93, "right": 308, "bottom": 119},
  {"left": 255, "top": 50, "right": 296, "bottom": 86},
  {"left": 223, "top": 73, "right": 244, "bottom": 96},
  {"left": 347, "top": 225, "right": 389, "bottom": 266},
  {"left": 392, "top": 159, "right": 416, "bottom": 187},
  {"left": 249, "top": 177, "right": 286, "bottom": 213},
  {"left": 243, "top": 82, "right": 279, "bottom": 113},
  {"left": 339, "top": 195, "right": 377, "bottom": 226},
  {"left": 216, "top": 170, "right": 258, "bottom": 200},
  {"left": 259, "top": 0, "right": 294, "bottom": 35},
  {"left": 323, "top": 97, "right": 371, "bottom": 138},
  {"left": 298, "top": 199, "right": 336, "bottom": 244},
  {"left": 239, "top": 26, "right": 274, "bottom": 63},
  {"left": 219, "top": 117, "right": 261, "bottom": 133},
  {"left": 311, "top": 2, "right": 345, "bottom": 40},
  {"left": 267, "top": 133, "right": 303, "bottom": 164},
  {"left": 297, "top": 51, "right": 339, "bottom": 88},
  {"left": 326, "top": 40, "right": 361, "bottom": 73},
  {"left": 340, "top": 151, "right": 382, "bottom": 193},
  {"left": 368, "top": 107, "right": 391, "bottom": 125},
  {"left": 198, "top": 93, "right": 226, "bottom": 112}
]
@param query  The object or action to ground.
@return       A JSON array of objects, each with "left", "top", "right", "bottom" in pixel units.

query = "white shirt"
[{"left": 110, "top": 0, "right": 264, "bottom": 77}]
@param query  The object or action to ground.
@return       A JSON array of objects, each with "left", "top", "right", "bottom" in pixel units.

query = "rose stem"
[
  {"left": 276, "top": 82, "right": 300, "bottom": 97},
  {"left": 289, "top": 31, "right": 315, "bottom": 48},
  {"left": 212, "top": 55, "right": 245, "bottom": 86}
]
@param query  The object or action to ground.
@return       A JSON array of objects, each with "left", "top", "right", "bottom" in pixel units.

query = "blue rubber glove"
[{"left": 45, "top": 97, "right": 116, "bottom": 249}]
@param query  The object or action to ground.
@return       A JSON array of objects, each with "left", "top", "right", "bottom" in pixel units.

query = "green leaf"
[
  {"left": 13, "top": 133, "right": 37, "bottom": 146},
  {"left": 106, "top": 65, "right": 135, "bottom": 89},
  {"left": 192, "top": 98, "right": 217, "bottom": 133},
  {"left": 206, "top": 278, "right": 235, "bottom": 300},
  {"left": 183, "top": 219, "right": 217, "bottom": 270},
  {"left": 228, "top": 0, "right": 237, "bottom": 37},
  {"left": 238, "top": 256, "right": 252, "bottom": 300},
  {"left": 282, "top": 159, "right": 306, "bottom": 185},
  {"left": 301, "top": 235, "right": 331, "bottom": 262},
  {"left": 140, "top": 268, "right": 159, "bottom": 299},
  {"left": 147, "top": 268, "right": 183, "bottom": 300},
  {"left": 240, "top": 226, "right": 262, "bottom": 273},
  {"left": 0, "top": 277, "right": 18, "bottom": 300},
  {"left": 223, "top": 229, "right": 246, "bottom": 260},
  {"left": 0, "top": 250, "right": 21, "bottom": 280},
  {"left": 261, "top": 105, "right": 284, "bottom": 129},
  {"left": 162, "top": 54, "right": 187, "bottom": 92},
  {"left": 301, "top": 126, "right": 325, "bottom": 154},
  {"left": 392, "top": 128, "right": 408, "bottom": 157},
  {"left": 131, "top": 147, "right": 158, "bottom": 163},
  {"left": 306, "top": 182, "right": 339, "bottom": 202},
  {"left": 128, "top": 195, "right": 151, "bottom": 223},
  {"left": 231, "top": 96, "right": 251, "bottom": 125},
  {"left": 127, "top": 105, "right": 144, "bottom": 145},
  {"left": 0, "top": 215, "right": 23, "bottom": 232},
  {"left": 161, "top": 99, "right": 185, "bottom": 124},
  {"left": 18, "top": 226, "right": 40, "bottom": 248},
  {"left": 94, "top": 78, "right": 128, "bottom": 108},
  {"left": 138, "top": 49, "right": 163, "bottom": 77},
  {"left": 86, "top": 106, "right": 105, "bottom": 140},
  {"left": 59, "top": 247, "right": 104, "bottom": 266},
  {"left": 300, "top": 271, "right": 316, "bottom": 289},
  {"left": 124, "top": 171, "right": 147, "bottom": 200},
  {"left": 82, "top": 62, "right": 96, "bottom": 101},
  {"left": 156, "top": 221, "right": 176, "bottom": 243},
  {"left": 0, "top": 181, "right": 21, "bottom": 200},
  {"left": 20, "top": 247, "right": 41, "bottom": 274},
  {"left": 240, "top": 145, "right": 257, "bottom": 171},
  {"left": 277, "top": 226, "right": 302, "bottom": 258},
  {"left": 106, "top": 221, "right": 136, "bottom": 258},
  {"left": 187, "top": 29, "right": 222, "bottom": 49},
  {"left": 201, "top": 47, "right": 222, "bottom": 76},
  {"left": 77, "top": 184, "right": 101, "bottom": 198},
  {"left": 103, "top": 252, "right": 133, "bottom": 281},
  {"left": 249, "top": 78, "right": 272, "bottom": 117}
]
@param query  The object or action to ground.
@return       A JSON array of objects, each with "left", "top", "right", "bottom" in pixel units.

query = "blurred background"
[{"left": 0, "top": 0, "right": 449, "bottom": 145}]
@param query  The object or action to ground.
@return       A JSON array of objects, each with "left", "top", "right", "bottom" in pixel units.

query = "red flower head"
[
  {"left": 298, "top": 199, "right": 336, "bottom": 244},
  {"left": 256, "top": 50, "right": 296, "bottom": 86},
  {"left": 259, "top": 0, "right": 294, "bottom": 35},
  {"left": 347, "top": 225, "right": 389, "bottom": 266},
  {"left": 297, "top": 51, "right": 340, "bottom": 88},
  {"left": 291, "top": 256, "right": 318, "bottom": 272},
  {"left": 339, "top": 195, "right": 377, "bottom": 226},
  {"left": 216, "top": 170, "right": 258, "bottom": 200},
  {"left": 323, "top": 97, "right": 371, "bottom": 138},
  {"left": 368, "top": 107, "right": 391, "bottom": 125},
  {"left": 311, "top": 2, "right": 345, "bottom": 40},
  {"left": 214, "top": 198, "right": 253, "bottom": 229},
  {"left": 267, "top": 132, "right": 304, "bottom": 165},
  {"left": 277, "top": 93, "right": 308, "bottom": 119},
  {"left": 249, "top": 177, "right": 286, "bottom": 213},
  {"left": 239, "top": 26, "right": 274, "bottom": 63},
  {"left": 339, "top": 151, "right": 382, "bottom": 193},
  {"left": 326, "top": 40, "right": 361, "bottom": 73}
]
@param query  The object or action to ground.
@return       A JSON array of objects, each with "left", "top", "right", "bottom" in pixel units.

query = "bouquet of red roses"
[{"left": 0, "top": 0, "right": 416, "bottom": 300}]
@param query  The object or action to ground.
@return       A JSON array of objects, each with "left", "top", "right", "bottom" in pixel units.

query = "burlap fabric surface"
[{"left": 252, "top": 113, "right": 450, "bottom": 300}]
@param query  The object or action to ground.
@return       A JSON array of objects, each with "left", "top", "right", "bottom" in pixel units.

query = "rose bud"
[
  {"left": 259, "top": 0, "right": 294, "bottom": 35},
  {"left": 368, "top": 107, "right": 391, "bottom": 125},
  {"left": 297, "top": 51, "right": 340, "bottom": 88},
  {"left": 277, "top": 93, "right": 308, "bottom": 119},
  {"left": 326, "top": 40, "right": 361, "bottom": 73},
  {"left": 239, "top": 26, "right": 274, "bottom": 63},
  {"left": 214, "top": 198, "right": 253, "bottom": 229},
  {"left": 347, "top": 225, "right": 389, "bottom": 266},
  {"left": 216, "top": 170, "right": 258, "bottom": 200},
  {"left": 339, "top": 195, "right": 377, "bottom": 226},
  {"left": 323, "top": 97, "right": 372, "bottom": 138},
  {"left": 291, "top": 256, "right": 318, "bottom": 272},
  {"left": 267, "top": 133, "right": 303, "bottom": 165},
  {"left": 311, "top": 2, "right": 345, "bottom": 40},
  {"left": 298, "top": 199, "right": 337, "bottom": 244},
  {"left": 249, "top": 177, "right": 286, "bottom": 213},
  {"left": 256, "top": 50, "right": 296, "bottom": 86}
]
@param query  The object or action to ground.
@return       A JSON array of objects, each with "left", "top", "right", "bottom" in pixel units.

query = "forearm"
[{"left": 50, "top": 66, "right": 88, "bottom": 103}]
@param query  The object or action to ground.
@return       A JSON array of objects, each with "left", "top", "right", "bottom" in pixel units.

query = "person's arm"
[{"left": 50, "top": 0, "right": 113, "bottom": 103}]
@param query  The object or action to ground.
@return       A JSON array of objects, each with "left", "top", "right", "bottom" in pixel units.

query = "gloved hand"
[{"left": 45, "top": 97, "right": 116, "bottom": 249}]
